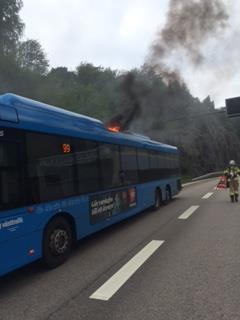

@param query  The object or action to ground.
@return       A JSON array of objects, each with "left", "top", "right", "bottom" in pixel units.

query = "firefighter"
[{"left": 224, "top": 160, "right": 240, "bottom": 202}]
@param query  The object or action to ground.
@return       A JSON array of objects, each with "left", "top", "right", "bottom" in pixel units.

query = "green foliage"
[
  {"left": 17, "top": 39, "right": 49, "bottom": 74},
  {"left": 131, "top": 72, "right": 240, "bottom": 177},
  {"left": 0, "top": 0, "right": 24, "bottom": 57},
  {"left": 1, "top": 0, "right": 240, "bottom": 178}
]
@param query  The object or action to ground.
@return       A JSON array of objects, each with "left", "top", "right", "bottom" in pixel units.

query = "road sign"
[{"left": 226, "top": 96, "right": 240, "bottom": 117}]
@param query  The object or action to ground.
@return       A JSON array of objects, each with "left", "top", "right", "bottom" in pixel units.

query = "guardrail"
[{"left": 191, "top": 171, "right": 222, "bottom": 182}]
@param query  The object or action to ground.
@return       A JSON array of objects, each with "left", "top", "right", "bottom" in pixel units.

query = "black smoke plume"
[
  {"left": 106, "top": 0, "right": 229, "bottom": 131},
  {"left": 149, "top": 0, "right": 229, "bottom": 81},
  {"left": 106, "top": 72, "right": 149, "bottom": 131}
]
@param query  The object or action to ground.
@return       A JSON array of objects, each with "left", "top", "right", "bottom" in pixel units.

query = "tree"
[
  {"left": 76, "top": 63, "right": 103, "bottom": 86},
  {"left": 48, "top": 67, "right": 76, "bottom": 88},
  {"left": 0, "top": 0, "right": 24, "bottom": 56},
  {"left": 17, "top": 39, "right": 49, "bottom": 74}
]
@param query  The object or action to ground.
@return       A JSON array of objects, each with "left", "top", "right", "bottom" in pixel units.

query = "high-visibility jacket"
[{"left": 224, "top": 166, "right": 240, "bottom": 180}]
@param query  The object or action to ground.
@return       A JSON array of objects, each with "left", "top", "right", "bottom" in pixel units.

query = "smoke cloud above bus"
[
  {"left": 108, "top": 0, "right": 230, "bottom": 131},
  {"left": 148, "top": 0, "right": 229, "bottom": 82}
]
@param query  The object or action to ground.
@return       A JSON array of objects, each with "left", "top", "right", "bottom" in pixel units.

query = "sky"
[{"left": 20, "top": 0, "right": 239, "bottom": 108}]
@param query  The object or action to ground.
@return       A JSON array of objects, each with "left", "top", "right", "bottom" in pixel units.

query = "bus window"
[
  {"left": 170, "top": 154, "right": 175, "bottom": 176},
  {"left": 99, "top": 143, "right": 121, "bottom": 189},
  {"left": 26, "top": 132, "right": 75, "bottom": 203},
  {"left": 157, "top": 153, "right": 166, "bottom": 178},
  {"left": 120, "top": 147, "right": 138, "bottom": 185},
  {"left": 137, "top": 149, "right": 150, "bottom": 182},
  {"left": 0, "top": 142, "right": 22, "bottom": 211},
  {"left": 74, "top": 139, "right": 101, "bottom": 194},
  {"left": 149, "top": 151, "right": 158, "bottom": 180},
  {"left": 173, "top": 153, "right": 180, "bottom": 175},
  {"left": 169, "top": 153, "right": 175, "bottom": 176},
  {"left": 157, "top": 153, "right": 163, "bottom": 179}
]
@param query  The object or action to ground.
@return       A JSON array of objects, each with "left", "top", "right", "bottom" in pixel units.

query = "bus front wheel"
[{"left": 42, "top": 216, "right": 73, "bottom": 269}]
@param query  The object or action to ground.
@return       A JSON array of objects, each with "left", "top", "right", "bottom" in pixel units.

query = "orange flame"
[{"left": 108, "top": 126, "right": 121, "bottom": 132}]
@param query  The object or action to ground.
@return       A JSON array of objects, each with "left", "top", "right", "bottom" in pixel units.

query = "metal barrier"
[{"left": 191, "top": 171, "right": 222, "bottom": 182}]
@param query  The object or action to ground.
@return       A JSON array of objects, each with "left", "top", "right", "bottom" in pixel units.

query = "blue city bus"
[{"left": 0, "top": 93, "right": 181, "bottom": 276}]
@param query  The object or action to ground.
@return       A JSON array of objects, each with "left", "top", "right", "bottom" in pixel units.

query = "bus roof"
[{"left": 0, "top": 93, "right": 178, "bottom": 153}]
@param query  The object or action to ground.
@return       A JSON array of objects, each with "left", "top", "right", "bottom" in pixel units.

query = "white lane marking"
[
  {"left": 202, "top": 192, "right": 214, "bottom": 199},
  {"left": 178, "top": 205, "right": 200, "bottom": 220},
  {"left": 89, "top": 240, "right": 164, "bottom": 301}
]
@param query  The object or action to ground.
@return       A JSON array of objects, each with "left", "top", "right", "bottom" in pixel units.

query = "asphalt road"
[{"left": 1, "top": 178, "right": 240, "bottom": 320}]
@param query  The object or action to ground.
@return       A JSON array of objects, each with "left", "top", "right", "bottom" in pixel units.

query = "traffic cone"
[{"left": 216, "top": 176, "right": 227, "bottom": 189}]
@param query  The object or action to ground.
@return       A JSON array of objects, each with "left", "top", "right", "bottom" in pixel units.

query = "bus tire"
[
  {"left": 163, "top": 187, "right": 171, "bottom": 205},
  {"left": 153, "top": 189, "right": 161, "bottom": 210},
  {"left": 42, "top": 216, "right": 73, "bottom": 269}
]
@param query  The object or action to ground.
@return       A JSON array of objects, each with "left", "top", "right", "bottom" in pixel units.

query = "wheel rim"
[
  {"left": 155, "top": 193, "right": 160, "bottom": 208},
  {"left": 49, "top": 229, "right": 69, "bottom": 255}
]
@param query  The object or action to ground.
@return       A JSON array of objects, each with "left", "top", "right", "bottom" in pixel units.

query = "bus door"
[{"left": 0, "top": 127, "right": 28, "bottom": 243}]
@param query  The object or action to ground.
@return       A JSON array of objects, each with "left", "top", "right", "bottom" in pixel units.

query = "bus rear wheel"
[
  {"left": 153, "top": 189, "right": 162, "bottom": 210},
  {"left": 163, "top": 187, "right": 171, "bottom": 205},
  {"left": 42, "top": 216, "right": 73, "bottom": 269}
]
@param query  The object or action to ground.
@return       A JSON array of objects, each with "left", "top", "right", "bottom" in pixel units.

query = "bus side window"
[
  {"left": 26, "top": 132, "right": 75, "bottom": 203},
  {"left": 120, "top": 147, "right": 138, "bottom": 185},
  {"left": 157, "top": 153, "right": 163, "bottom": 179},
  {"left": 149, "top": 151, "right": 158, "bottom": 181},
  {"left": 73, "top": 139, "right": 101, "bottom": 194},
  {"left": 137, "top": 149, "right": 150, "bottom": 183},
  {"left": 99, "top": 143, "right": 121, "bottom": 189}
]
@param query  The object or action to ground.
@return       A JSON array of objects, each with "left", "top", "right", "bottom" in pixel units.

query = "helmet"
[{"left": 229, "top": 160, "right": 236, "bottom": 166}]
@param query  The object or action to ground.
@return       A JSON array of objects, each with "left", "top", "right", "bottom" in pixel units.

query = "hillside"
[{"left": 1, "top": 0, "right": 240, "bottom": 178}]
